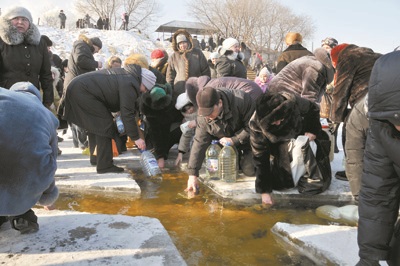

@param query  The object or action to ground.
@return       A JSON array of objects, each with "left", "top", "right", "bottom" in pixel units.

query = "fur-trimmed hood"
[
  {"left": 0, "top": 16, "right": 41, "bottom": 45},
  {"left": 250, "top": 92, "right": 302, "bottom": 143},
  {"left": 77, "top": 34, "right": 96, "bottom": 53},
  {"left": 171, "top": 29, "right": 194, "bottom": 53}
]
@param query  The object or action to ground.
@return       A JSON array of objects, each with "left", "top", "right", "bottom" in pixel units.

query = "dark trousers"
[
  {"left": 88, "top": 133, "right": 113, "bottom": 171},
  {"left": 238, "top": 146, "right": 255, "bottom": 177}
]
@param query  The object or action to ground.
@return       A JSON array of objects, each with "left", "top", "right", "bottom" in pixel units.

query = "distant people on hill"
[
  {"left": 276, "top": 32, "right": 313, "bottom": 73},
  {"left": 97, "top": 17, "right": 104, "bottom": 29},
  {"left": 84, "top": 14, "right": 91, "bottom": 28},
  {"left": 58, "top": 10, "right": 66, "bottom": 29},
  {"left": 122, "top": 12, "right": 129, "bottom": 30},
  {"left": 103, "top": 17, "right": 109, "bottom": 30}
]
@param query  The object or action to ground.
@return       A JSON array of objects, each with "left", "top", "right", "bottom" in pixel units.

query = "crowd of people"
[{"left": 1, "top": 5, "right": 400, "bottom": 265}]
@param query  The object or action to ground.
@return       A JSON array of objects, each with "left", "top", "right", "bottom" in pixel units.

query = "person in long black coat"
[{"left": 63, "top": 64, "right": 156, "bottom": 173}]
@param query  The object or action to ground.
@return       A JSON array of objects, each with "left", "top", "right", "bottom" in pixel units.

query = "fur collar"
[
  {"left": 0, "top": 18, "right": 41, "bottom": 45},
  {"left": 171, "top": 29, "right": 194, "bottom": 53},
  {"left": 253, "top": 92, "right": 302, "bottom": 143}
]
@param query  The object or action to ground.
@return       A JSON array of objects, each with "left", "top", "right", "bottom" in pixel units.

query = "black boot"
[
  {"left": 335, "top": 171, "right": 348, "bottom": 181},
  {"left": 9, "top": 209, "right": 39, "bottom": 234}
]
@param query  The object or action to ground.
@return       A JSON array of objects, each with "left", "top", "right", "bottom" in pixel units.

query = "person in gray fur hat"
[
  {"left": 0, "top": 6, "right": 54, "bottom": 107},
  {"left": 0, "top": 82, "right": 59, "bottom": 234}
]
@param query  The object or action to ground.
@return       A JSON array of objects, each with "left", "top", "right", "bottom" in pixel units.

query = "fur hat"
[
  {"left": 176, "top": 34, "right": 187, "bottom": 43},
  {"left": 175, "top": 92, "right": 191, "bottom": 110},
  {"left": 151, "top": 49, "right": 165, "bottom": 59},
  {"left": 90, "top": 37, "right": 102, "bottom": 49},
  {"left": 2, "top": 6, "right": 33, "bottom": 23},
  {"left": 141, "top": 68, "right": 156, "bottom": 90},
  {"left": 330, "top": 43, "right": 350, "bottom": 67},
  {"left": 285, "top": 32, "right": 302, "bottom": 45},
  {"left": 124, "top": 53, "right": 149, "bottom": 68}
]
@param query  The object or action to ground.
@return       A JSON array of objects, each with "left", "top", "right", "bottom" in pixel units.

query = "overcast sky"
[{"left": 1, "top": 0, "right": 398, "bottom": 54}]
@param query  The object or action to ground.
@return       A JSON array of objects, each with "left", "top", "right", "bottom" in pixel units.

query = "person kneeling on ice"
[
  {"left": 249, "top": 91, "right": 332, "bottom": 205},
  {"left": 0, "top": 82, "right": 59, "bottom": 234},
  {"left": 185, "top": 86, "right": 256, "bottom": 193}
]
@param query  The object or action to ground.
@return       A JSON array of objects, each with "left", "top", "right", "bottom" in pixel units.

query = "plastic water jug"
[
  {"left": 205, "top": 140, "right": 221, "bottom": 180},
  {"left": 115, "top": 114, "right": 125, "bottom": 134},
  {"left": 218, "top": 142, "right": 237, "bottom": 183},
  {"left": 140, "top": 150, "right": 162, "bottom": 179}
]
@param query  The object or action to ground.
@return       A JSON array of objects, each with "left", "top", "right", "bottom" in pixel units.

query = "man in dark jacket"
[
  {"left": 186, "top": 87, "right": 256, "bottom": 193},
  {"left": 63, "top": 65, "right": 156, "bottom": 174},
  {"left": 356, "top": 51, "right": 400, "bottom": 266},
  {"left": 276, "top": 32, "right": 313, "bottom": 73},
  {"left": 58, "top": 10, "right": 66, "bottom": 29}
]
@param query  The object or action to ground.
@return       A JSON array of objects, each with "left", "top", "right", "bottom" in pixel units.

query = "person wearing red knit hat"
[{"left": 150, "top": 48, "right": 168, "bottom": 77}]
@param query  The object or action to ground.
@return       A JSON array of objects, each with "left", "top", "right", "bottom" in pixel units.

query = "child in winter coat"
[
  {"left": 254, "top": 67, "right": 274, "bottom": 93},
  {"left": 174, "top": 92, "right": 198, "bottom": 166}
]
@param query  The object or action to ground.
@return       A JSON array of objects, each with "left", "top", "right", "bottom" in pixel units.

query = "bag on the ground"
[{"left": 292, "top": 132, "right": 332, "bottom": 195}]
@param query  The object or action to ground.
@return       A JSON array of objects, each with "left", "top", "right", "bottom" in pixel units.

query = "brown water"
[{"left": 54, "top": 169, "right": 330, "bottom": 266}]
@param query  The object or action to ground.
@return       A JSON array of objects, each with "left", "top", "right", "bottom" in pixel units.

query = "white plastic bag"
[{"left": 288, "top": 135, "right": 317, "bottom": 186}]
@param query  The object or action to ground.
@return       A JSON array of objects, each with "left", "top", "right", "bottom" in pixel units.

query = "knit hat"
[
  {"left": 141, "top": 68, "right": 156, "bottom": 90},
  {"left": 151, "top": 49, "right": 165, "bottom": 59},
  {"left": 175, "top": 92, "right": 191, "bottom": 110},
  {"left": 210, "top": 52, "right": 220, "bottom": 60},
  {"left": 90, "top": 37, "right": 102, "bottom": 49},
  {"left": 259, "top": 67, "right": 270, "bottom": 77},
  {"left": 124, "top": 53, "right": 149, "bottom": 68},
  {"left": 285, "top": 32, "right": 302, "bottom": 45},
  {"left": 330, "top": 43, "right": 350, "bottom": 67},
  {"left": 223, "top": 37, "right": 239, "bottom": 50},
  {"left": 2, "top": 6, "right": 33, "bottom": 23},
  {"left": 176, "top": 34, "right": 187, "bottom": 43},
  {"left": 196, "top": 87, "right": 220, "bottom": 116},
  {"left": 321, "top": 37, "right": 338, "bottom": 49},
  {"left": 150, "top": 86, "right": 166, "bottom": 102}
]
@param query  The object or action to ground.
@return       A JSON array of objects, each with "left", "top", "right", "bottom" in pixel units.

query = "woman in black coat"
[
  {"left": 63, "top": 64, "right": 156, "bottom": 173},
  {"left": 249, "top": 91, "right": 331, "bottom": 205}
]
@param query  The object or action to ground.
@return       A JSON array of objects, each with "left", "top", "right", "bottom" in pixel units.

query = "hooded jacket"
[
  {"left": 268, "top": 48, "right": 334, "bottom": 103},
  {"left": 0, "top": 16, "right": 54, "bottom": 106},
  {"left": 0, "top": 82, "right": 59, "bottom": 215},
  {"left": 187, "top": 88, "right": 255, "bottom": 176},
  {"left": 358, "top": 51, "right": 400, "bottom": 261},
  {"left": 166, "top": 29, "right": 210, "bottom": 97},
  {"left": 330, "top": 44, "right": 381, "bottom": 123}
]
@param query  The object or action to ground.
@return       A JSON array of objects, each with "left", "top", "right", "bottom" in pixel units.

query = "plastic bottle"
[
  {"left": 140, "top": 150, "right": 162, "bottom": 179},
  {"left": 205, "top": 140, "right": 221, "bottom": 180},
  {"left": 218, "top": 142, "right": 237, "bottom": 183},
  {"left": 115, "top": 114, "right": 125, "bottom": 134}
]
